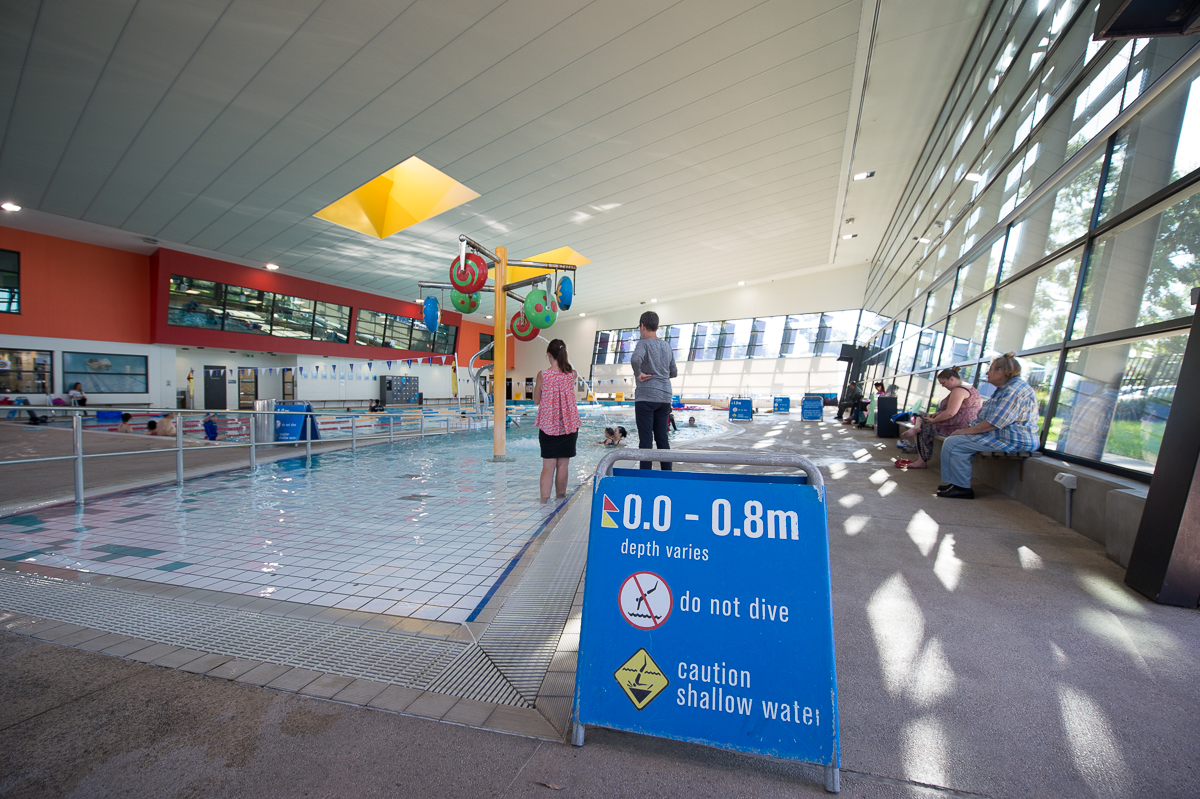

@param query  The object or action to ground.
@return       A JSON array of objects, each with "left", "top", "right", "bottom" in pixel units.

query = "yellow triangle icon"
[{"left": 601, "top": 511, "right": 617, "bottom": 528}]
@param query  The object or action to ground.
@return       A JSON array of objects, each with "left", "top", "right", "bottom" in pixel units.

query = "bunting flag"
[
  {"left": 367, "top": 362, "right": 373, "bottom": 371},
  {"left": 349, "top": 363, "right": 354, "bottom": 373},
  {"left": 386, "top": 361, "right": 392, "bottom": 369},
  {"left": 331, "top": 364, "right": 337, "bottom": 373}
]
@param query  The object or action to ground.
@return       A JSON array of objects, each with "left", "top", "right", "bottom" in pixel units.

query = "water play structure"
[{"left": 419, "top": 235, "right": 581, "bottom": 460}]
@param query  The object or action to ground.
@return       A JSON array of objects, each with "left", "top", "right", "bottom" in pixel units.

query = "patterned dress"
[
  {"left": 535, "top": 369, "right": 581, "bottom": 436},
  {"left": 916, "top": 384, "right": 982, "bottom": 462}
]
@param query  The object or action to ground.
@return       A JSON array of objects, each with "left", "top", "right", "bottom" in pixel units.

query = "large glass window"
[
  {"left": 944, "top": 298, "right": 992, "bottom": 363},
  {"left": 1076, "top": 185, "right": 1200, "bottom": 339},
  {"left": 718, "top": 319, "right": 752, "bottom": 360},
  {"left": 690, "top": 324, "right": 718, "bottom": 361},
  {"left": 1045, "top": 332, "right": 1186, "bottom": 474},
  {"left": 168, "top": 276, "right": 224, "bottom": 330},
  {"left": 0, "top": 249, "right": 18, "bottom": 313},
  {"left": 62, "top": 352, "right": 148, "bottom": 394},
  {"left": 987, "top": 248, "right": 1082, "bottom": 356},
  {"left": 313, "top": 301, "right": 350, "bottom": 343},
  {"left": 0, "top": 349, "right": 50, "bottom": 394},
  {"left": 273, "top": 296, "right": 316, "bottom": 339},
  {"left": 222, "top": 285, "right": 272, "bottom": 335},
  {"left": 167, "top": 274, "right": 354, "bottom": 345}
]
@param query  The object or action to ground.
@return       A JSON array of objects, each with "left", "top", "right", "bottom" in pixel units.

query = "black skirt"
[{"left": 539, "top": 430, "right": 578, "bottom": 459}]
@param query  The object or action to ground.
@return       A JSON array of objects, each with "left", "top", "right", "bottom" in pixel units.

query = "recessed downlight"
[
  {"left": 965, "top": 172, "right": 984, "bottom": 182},
  {"left": 650, "top": 298, "right": 658, "bottom": 303},
  {"left": 265, "top": 263, "right": 280, "bottom": 271},
  {"left": 737, "top": 281, "right": 746, "bottom": 286},
  {"left": 1, "top": 202, "right": 20, "bottom": 212},
  {"left": 842, "top": 234, "right": 857, "bottom": 240},
  {"left": 853, "top": 171, "right": 875, "bottom": 181},
  {"left": 579, "top": 313, "right": 586, "bottom": 317}
]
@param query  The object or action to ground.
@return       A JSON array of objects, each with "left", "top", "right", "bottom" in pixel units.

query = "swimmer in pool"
[
  {"left": 600, "top": 427, "right": 617, "bottom": 445},
  {"left": 687, "top": 417, "right": 696, "bottom": 427}
]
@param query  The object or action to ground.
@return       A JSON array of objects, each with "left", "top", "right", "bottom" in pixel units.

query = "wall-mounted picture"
[{"left": 63, "top": 352, "right": 149, "bottom": 394}]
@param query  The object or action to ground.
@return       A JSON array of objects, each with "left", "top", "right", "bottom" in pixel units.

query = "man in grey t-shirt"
[{"left": 630, "top": 311, "right": 678, "bottom": 470}]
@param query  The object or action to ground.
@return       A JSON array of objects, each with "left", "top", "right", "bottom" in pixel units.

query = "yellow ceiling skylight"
[{"left": 314, "top": 156, "right": 479, "bottom": 239}]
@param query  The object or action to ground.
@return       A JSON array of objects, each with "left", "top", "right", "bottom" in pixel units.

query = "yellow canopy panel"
[
  {"left": 491, "top": 246, "right": 591, "bottom": 285},
  {"left": 314, "top": 156, "right": 479, "bottom": 239}
]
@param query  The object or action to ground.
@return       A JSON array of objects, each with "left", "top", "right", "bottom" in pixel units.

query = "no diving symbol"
[{"left": 619, "top": 571, "right": 672, "bottom": 630}]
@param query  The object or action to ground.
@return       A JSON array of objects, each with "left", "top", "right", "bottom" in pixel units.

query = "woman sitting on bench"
[
  {"left": 897, "top": 366, "right": 981, "bottom": 470},
  {"left": 937, "top": 353, "right": 1039, "bottom": 500}
]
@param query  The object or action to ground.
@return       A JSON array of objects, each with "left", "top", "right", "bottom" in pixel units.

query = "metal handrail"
[
  {"left": 594, "top": 449, "right": 825, "bottom": 492},
  {"left": 1, "top": 406, "right": 480, "bottom": 507}
]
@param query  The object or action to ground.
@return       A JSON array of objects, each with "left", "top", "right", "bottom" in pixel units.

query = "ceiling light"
[
  {"left": 143, "top": 237, "right": 159, "bottom": 244},
  {"left": 265, "top": 263, "right": 280, "bottom": 271},
  {"left": 650, "top": 298, "right": 658, "bottom": 303},
  {"left": 1003, "top": 303, "right": 1016, "bottom": 309},
  {"left": 917, "top": 237, "right": 931, "bottom": 243},
  {"left": 579, "top": 313, "right": 586, "bottom": 317},
  {"left": 842, "top": 234, "right": 857, "bottom": 240},
  {"left": 965, "top": 172, "right": 984, "bottom": 182},
  {"left": 485, "top": 315, "right": 493, "bottom": 319},
  {"left": 853, "top": 171, "right": 875, "bottom": 181},
  {"left": 1, "top": 202, "right": 20, "bottom": 212}
]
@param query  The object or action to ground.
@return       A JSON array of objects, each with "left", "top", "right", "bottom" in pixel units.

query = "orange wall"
[
  {"left": 0, "top": 226, "right": 152, "bottom": 343},
  {"left": 457, "top": 319, "right": 514, "bottom": 369}
]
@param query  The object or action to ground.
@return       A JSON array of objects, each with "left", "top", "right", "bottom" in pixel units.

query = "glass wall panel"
[
  {"left": 394, "top": 316, "right": 416, "bottom": 350},
  {"left": 593, "top": 331, "right": 612, "bottom": 365},
  {"left": 313, "top": 301, "right": 350, "bottom": 343},
  {"left": 1045, "top": 332, "right": 1186, "bottom": 473},
  {"left": 781, "top": 314, "right": 820, "bottom": 357},
  {"left": 1075, "top": 185, "right": 1200, "bottom": 339},
  {"left": 1003, "top": 149, "right": 1102, "bottom": 275},
  {"left": 274, "top": 296, "right": 316, "bottom": 339},
  {"left": 944, "top": 297, "right": 992, "bottom": 363},
  {"left": 0, "top": 249, "right": 18, "bottom": 314},
  {"left": 953, "top": 237, "right": 1007, "bottom": 308},
  {"left": 907, "top": 371, "right": 936, "bottom": 414},
  {"left": 751, "top": 317, "right": 786, "bottom": 358},
  {"left": 669, "top": 323, "right": 693, "bottom": 362},
  {"left": 718, "top": 319, "right": 753, "bottom": 360},
  {"left": 0, "top": 349, "right": 51, "bottom": 394},
  {"left": 168, "top": 276, "right": 224, "bottom": 330},
  {"left": 987, "top": 247, "right": 1082, "bottom": 356},
  {"left": 1099, "top": 66, "right": 1200, "bottom": 223},
  {"left": 222, "top": 286, "right": 273, "bottom": 335},
  {"left": 925, "top": 277, "right": 956, "bottom": 325},
  {"left": 617, "top": 330, "right": 639, "bottom": 364}
]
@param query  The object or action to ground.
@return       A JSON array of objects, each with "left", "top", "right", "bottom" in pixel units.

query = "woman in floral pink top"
[{"left": 534, "top": 339, "right": 582, "bottom": 502}]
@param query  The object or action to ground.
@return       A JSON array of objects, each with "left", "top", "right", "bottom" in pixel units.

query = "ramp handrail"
[{"left": 594, "top": 449, "right": 825, "bottom": 490}]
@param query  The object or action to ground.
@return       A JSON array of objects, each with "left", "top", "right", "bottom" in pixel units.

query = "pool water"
[{"left": 0, "top": 410, "right": 728, "bottom": 623}]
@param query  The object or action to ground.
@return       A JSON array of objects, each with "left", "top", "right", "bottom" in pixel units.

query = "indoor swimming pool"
[{"left": 0, "top": 409, "right": 729, "bottom": 624}]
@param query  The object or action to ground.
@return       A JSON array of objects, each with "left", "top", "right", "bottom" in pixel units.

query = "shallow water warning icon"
[
  {"left": 601, "top": 495, "right": 619, "bottom": 528},
  {"left": 618, "top": 571, "right": 672, "bottom": 630},
  {"left": 614, "top": 648, "right": 669, "bottom": 710}
]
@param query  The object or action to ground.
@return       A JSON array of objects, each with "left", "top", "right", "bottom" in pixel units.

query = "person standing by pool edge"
[
  {"left": 534, "top": 339, "right": 582, "bottom": 502},
  {"left": 631, "top": 311, "right": 677, "bottom": 470}
]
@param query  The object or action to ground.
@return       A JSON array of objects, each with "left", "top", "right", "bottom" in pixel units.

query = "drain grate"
[
  {"left": 426, "top": 646, "right": 528, "bottom": 707},
  {"left": 0, "top": 572, "right": 468, "bottom": 690},
  {"left": 476, "top": 492, "right": 590, "bottom": 699}
]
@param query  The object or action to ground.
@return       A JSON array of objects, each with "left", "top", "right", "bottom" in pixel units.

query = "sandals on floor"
[{"left": 894, "top": 458, "right": 913, "bottom": 468}]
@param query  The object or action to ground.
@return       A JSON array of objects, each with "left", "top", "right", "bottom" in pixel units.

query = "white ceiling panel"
[{"left": 0, "top": 0, "right": 987, "bottom": 318}]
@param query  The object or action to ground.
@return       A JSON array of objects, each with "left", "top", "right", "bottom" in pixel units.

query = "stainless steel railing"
[{"left": 1, "top": 406, "right": 490, "bottom": 506}]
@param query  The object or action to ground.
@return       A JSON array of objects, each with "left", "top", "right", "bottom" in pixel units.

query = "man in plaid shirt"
[{"left": 937, "top": 353, "right": 1040, "bottom": 499}]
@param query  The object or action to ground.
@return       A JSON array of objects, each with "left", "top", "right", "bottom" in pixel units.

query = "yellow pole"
[{"left": 493, "top": 246, "right": 507, "bottom": 459}]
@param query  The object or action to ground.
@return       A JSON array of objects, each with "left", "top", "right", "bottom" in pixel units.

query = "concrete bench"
[{"left": 895, "top": 420, "right": 1039, "bottom": 479}]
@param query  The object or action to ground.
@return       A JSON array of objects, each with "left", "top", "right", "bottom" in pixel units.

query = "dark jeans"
[{"left": 635, "top": 401, "right": 672, "bottom": 470}]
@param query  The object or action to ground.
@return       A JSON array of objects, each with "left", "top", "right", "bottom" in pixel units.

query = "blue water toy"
[
  {"left": 423, "top": 296, "right": 440, "bottom": 331},
  {"left": 556, "top": 275, "right": 573, "bottom": 310}
]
